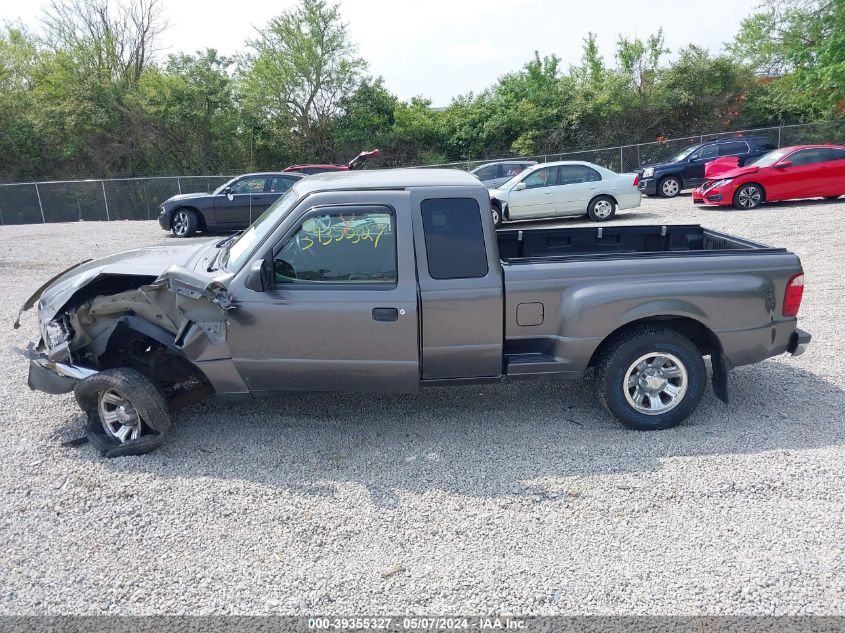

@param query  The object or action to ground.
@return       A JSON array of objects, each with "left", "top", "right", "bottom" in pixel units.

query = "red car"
[
  {"left": 692, "top": 144, "right": 845, "bottom": 209},
  {"left": 283, "top": 149, "right": 380, "bottom": 175}
]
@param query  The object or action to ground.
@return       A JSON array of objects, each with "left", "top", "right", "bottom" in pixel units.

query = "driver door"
[
  {"left": 214, "top": 175, "right": 269, "bottom": 227},
  {"left": 683, "top": 144, "right": 718, "bottom": 185},
  {"left": 226, "top": 191, "right": 420, "bottom": 394},
  {"left": 507, "top": 165, "right": 561, "bottom": 219}
]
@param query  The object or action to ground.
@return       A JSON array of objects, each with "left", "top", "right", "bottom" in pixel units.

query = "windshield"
[
  {"left": 213, "top": 176, "right": 239, "bottom": 195},
  {"left": 497, "top": 169, "right": 530, "bottom": 190},
  {"left": 670, "top": 146, "right": 697, "bottom": 162},
  {"left": 746, "top": 148, "right": 790, "bottom": 168},
  {"left": 221, "top": 189, "right": 298, "bottom": 272}
]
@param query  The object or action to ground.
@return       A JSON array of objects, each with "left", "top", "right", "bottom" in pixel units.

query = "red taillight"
[
  {"left": 633, "top": 174, "right": 640, "bottom": 186},
  {"left": 783, "top": 273, "right": 804, "bottom": 317}
]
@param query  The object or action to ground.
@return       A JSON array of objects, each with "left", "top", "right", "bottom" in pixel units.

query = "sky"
[{"left": 0, "top": 0, "right": 761, "bottom": 106}]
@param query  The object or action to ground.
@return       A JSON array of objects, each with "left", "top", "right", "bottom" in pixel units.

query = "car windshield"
[
  {"left": 670, "top": 146, "right": 697, "bottom": 162},
  {"left": 220, "top": 189, "right": 298, "bottom": 272},
  {"left": 212, "top": 176, "right": 239, "bottom": 195},
  {"left": 498, "top": 169, "right": 530, "bottom": 190},
  {"left": 746, "top": 148, "right": 790, "bottom": 168}
]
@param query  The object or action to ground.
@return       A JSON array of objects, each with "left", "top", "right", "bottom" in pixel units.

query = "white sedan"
[{"left": 488, "top": 161, "right": 641, "bottom": 226}]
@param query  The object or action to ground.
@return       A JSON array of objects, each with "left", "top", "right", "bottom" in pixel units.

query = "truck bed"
[{"left": 497, "top": 224, "right": 783, "bottom": 262}]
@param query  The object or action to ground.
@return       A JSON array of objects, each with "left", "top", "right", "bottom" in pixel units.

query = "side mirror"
[
  {"left": 223, "top": 186, "right": 234, "bottom": 200},
  {"left": 514, "top": 182, "right": 527, "bottom": 191},
  {"left": 776, "top": 161, "right": 793, "bottom": 169},
  {"left": 245, "top": 259, "right": 271, "bottom": 292}
]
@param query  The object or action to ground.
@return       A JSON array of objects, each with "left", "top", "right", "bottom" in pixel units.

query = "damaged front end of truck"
[{"left": 18, "top": 253, "right": 235, "bottom": 457}]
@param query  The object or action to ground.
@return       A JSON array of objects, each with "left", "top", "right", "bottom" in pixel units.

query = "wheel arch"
[
  {"left": 95, "top": 315, "right": 214, "bottom": 398},
  {"left": 588, "top": 192, "right": 618, "bottom": 208},
  {"left": 661, "top": 172, "right": 683, "bottom": 185},
  {"left": 586, "top": 314, "right": 729, "bottom": 403},
  {"left": 737, "top": 181, "right": 767, "bottom": 202},
  {"left": 587, "top": 315, "right": 721, "bottom": 368}
]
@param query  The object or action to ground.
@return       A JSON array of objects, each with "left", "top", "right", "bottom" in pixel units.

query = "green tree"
[
  {"left": 729, "top": 0, "right": 845, "bottom": 117},
  {"left": 240, "top": 0, "right": 367, "bottom": 161}
]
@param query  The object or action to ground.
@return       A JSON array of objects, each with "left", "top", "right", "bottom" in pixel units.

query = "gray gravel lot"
[{"left": 0, "top": 194, "right": 843, "bottom": 615}]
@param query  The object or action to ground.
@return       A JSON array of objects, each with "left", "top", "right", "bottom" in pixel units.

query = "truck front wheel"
[
  {"left": 594, "top": 325, "right": 706, "bottom": 430},
  {"left": 74, "top": 368, "right": 172, "bottom": 457}
]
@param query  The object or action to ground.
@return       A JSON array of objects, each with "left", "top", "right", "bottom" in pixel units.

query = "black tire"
[
  {"left": 171, "top": 208, "right": 198, "bottom": 238},
  {"left": 732, "top": 183, "right": 764, "bottom": 209},
  {"left": 587, "top": 195, "right": 616, "bottom": 222},
  {"left": 824, "top": 195, "right": 840, "bottom": 200},
  {"left": 658, "top": 176, "right": 682, "bottom": 198},
  {"left": 74, "top": 368, "right": 171, "bottom": 457},
  {"left": 491, "top": 203, "right": 503, "bottom": 228},
  {"left": 594, "top": 325, "right": 706, "bottom": 431}
]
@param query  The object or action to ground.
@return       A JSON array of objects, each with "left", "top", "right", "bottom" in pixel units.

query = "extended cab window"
[
  {"left": 421, "top": 198, "right": 488, "bottom": 279},
  {"left": 273, "top": 208, "right": 396, "bottom": 285}
]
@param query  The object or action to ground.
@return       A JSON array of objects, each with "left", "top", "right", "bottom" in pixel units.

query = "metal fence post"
[
  {"left": 34, "top": 183, "right": 45, "bottom": 223},
  {"left": 101, "top": 180, "right": 110, "bottom": 221},
  {"left": 177, "top": 177, "right": 182, "bottom": 194},
  {"left": 620, "top": 146, "right": 624, "bottom": 172},
  {"left": 778, "top": 123, "right": 783, "bottom": 148}
]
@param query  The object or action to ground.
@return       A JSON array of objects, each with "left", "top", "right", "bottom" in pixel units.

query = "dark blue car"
[{"left": 638, "top": 136, "right": 778, "bottom": 198}]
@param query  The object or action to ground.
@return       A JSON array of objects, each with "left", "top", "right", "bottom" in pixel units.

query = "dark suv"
[{"left": 638, "top": 136, "right": 778, "bottom": 198}]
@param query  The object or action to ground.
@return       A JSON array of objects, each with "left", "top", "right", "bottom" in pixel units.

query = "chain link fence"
[
  {"left": 1, "top": 120, "right": 844, "bottom": 226},
  {"left": 0, "top": 175, "right": 233, "bottom": 226},
  {"left": 411, "top": 120, "right": 845, "bottom": 174}
]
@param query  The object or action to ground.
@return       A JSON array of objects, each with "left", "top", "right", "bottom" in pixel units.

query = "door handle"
[
  {"left": 372, "top": 307, "right": 399, "bottom": 322},
  {"left": 252, "top": 195, "right": 262, "bottom": 199}
]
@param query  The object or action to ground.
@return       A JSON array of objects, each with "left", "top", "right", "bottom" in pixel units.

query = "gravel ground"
[{"left": 0, "top": 194, "right": 843, "bottom": 616}]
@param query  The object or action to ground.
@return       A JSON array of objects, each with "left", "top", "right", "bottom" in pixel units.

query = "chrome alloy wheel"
[
  {"left": 492, "top": 207, "right": 501, "bottom": 225},
  {"left": 172, "top": 210, "right": 190, "bottom": 236},
  {"left": 661, "top": 179, "right": 680, "bottom": 196},
  {"left": 98, "top": 388, "right": 142, "bottom": 443},
  {"left": 737, "top": 185, "right": 762, "bottom": 209},
  {"left": 623, "top": 352, "right": 688, "bottom": 415},
  {"left": 593, "top": 199, "right": 613, "bottom": 218}
]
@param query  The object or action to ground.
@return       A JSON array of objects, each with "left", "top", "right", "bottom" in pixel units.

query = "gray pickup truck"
[{"left": 18, "top": 169, "right": 810, "bottom": 456}]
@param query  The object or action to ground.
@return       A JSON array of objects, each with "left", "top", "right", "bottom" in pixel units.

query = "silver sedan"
[{"left": 488, "top": 161, "right": 641, "bottom": 226}]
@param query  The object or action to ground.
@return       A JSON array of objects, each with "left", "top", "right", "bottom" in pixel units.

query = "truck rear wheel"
[{"left": 594, "top": 325, "right": 706, "bottom": 431}]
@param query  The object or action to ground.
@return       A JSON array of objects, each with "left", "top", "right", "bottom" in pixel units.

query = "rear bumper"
[
  {"left": 717, "top": 321, "right": 810, "bottom": 368},
  {"left": 787, "top": 328, "right": 812, "bottom": 356}
]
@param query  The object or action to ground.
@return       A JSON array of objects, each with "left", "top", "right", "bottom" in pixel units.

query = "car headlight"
[
  {"left": 711, "top": 178, "right": 733, "bottom": 188},
  {"left": 642, "top": 167, "right": 654, "bottom": 178},
  {"left": 43, "top": 320, "right": 68, "bottom": 348}
]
